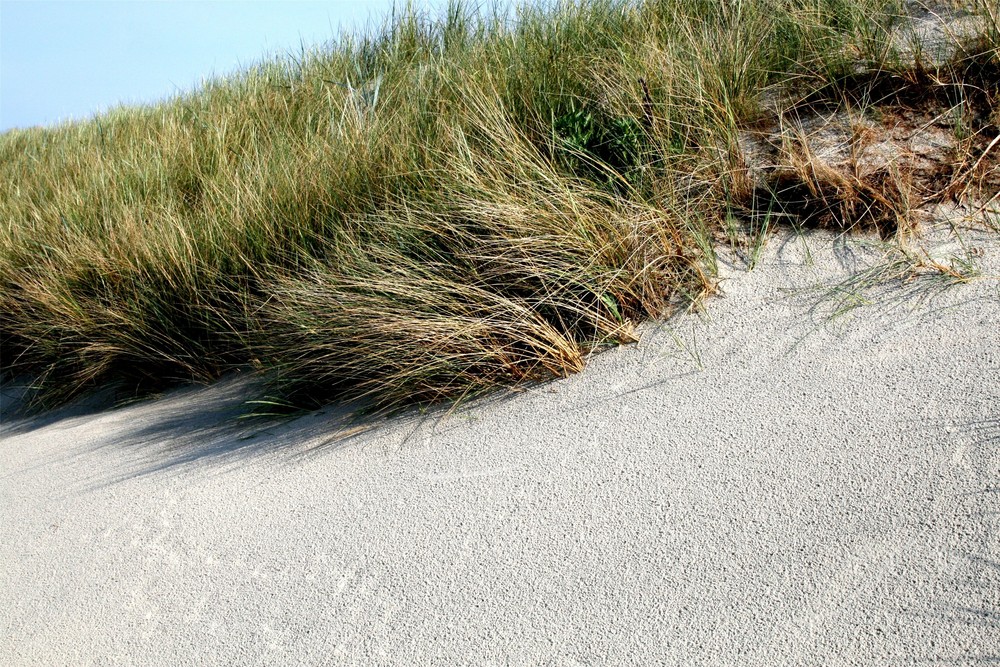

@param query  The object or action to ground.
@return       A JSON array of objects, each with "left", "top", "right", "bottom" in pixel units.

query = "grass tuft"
[{"left": 1, "top": 0, "right": 997, "bottom": 413}]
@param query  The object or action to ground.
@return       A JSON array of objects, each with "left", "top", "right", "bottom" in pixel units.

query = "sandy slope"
[{"left": 2, "top": 224, "right": 998, "bottom": 666}]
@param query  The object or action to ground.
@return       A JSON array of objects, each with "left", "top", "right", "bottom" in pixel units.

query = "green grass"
[
  {"left": 1, "top": 0, "right": 997, "bottom": 412},
  {"left": 800, "top": 237, "right": 985, "bottom": 321}
]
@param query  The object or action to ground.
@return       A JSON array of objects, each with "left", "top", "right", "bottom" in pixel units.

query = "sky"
[{"left": 0, "top": 1, "right": 427, "bottom": 131}]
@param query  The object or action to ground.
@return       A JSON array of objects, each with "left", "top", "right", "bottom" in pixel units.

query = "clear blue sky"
[{"left": 0, "top": 1, "right": 432, "bottom": 131}]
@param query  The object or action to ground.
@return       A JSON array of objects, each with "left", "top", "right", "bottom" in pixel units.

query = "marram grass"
[{"left": 1, "top": 0, "right": 996, "bottom": 411}]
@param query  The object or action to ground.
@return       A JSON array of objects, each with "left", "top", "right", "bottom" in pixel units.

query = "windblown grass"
[{"left": 1, "top": 0, "right": 996, "bottom": 411}]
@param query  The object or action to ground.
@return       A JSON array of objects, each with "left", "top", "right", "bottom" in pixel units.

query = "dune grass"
[{"left": 1, "top": 0, "right": 997, "bottom": 412}]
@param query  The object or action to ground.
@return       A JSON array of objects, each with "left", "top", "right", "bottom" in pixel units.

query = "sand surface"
[{"left": 2, "top": 225, "right": 999, "bottom": 665}]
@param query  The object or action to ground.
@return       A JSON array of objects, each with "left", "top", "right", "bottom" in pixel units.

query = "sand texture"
[{"left": 2, "top": 225, "right": 999, "bottom": 665}]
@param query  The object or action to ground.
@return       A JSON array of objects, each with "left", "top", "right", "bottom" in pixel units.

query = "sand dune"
[{"left": 2, "top": 225, "right": 998, "bottom": 665}]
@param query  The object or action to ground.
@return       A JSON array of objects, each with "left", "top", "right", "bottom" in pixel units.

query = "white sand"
[{"left": 2, "top": 225, "right": 999, "bottom": 665}]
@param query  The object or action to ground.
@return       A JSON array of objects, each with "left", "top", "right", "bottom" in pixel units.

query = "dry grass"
[{"left": 0, "top": 0, "right": 997, "bottom": 413}]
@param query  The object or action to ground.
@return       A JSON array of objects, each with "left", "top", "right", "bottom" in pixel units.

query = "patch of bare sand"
[{"left": 2, "top": 219, "right": 998, "bottom": 665}]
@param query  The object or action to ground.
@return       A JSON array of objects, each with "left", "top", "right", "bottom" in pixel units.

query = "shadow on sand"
[{"left": 0, "top": 371, "right": 522, "bottom": 490}]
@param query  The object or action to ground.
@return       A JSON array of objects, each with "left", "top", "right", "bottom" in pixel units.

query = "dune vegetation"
[{"left": 1, "top": 0, "right": 997, "bottom": 412}]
